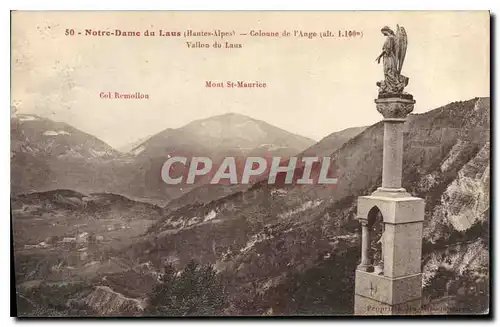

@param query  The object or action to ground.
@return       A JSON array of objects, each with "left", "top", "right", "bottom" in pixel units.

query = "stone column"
[
  {"left": 358, "top": 220, "right": 372, "bottom": 272},
  {"left": 382, "top": 119, "right": 405, "bottom": 189},
  {"left": 375, "top": 97, "right": 415, "bottom": 192}
]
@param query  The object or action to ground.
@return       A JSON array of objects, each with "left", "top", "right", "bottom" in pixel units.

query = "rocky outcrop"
[
  {"left": 438, "top": 143, "right": 489, "bottom": 231},
  {"left": 423, "top": 239, "right": 488, "bottom": 287},
  {"left": 81, "top": 286, "right": 145, "bottom": 316},
  {"left": 424, "top": 141, "right": 490, "bottom": 244}
]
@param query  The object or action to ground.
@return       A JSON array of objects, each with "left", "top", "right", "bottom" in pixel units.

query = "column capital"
[
  {"left": 375, "top": 96, "right": 415, "bottom": 119},
  {"left": 359, "top": 218, "right": 369, "bottom": 226}
]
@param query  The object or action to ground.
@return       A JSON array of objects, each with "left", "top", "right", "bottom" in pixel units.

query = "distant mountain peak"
[
  {"left": 176, "top": 112, "right": 314, "bottom": 152},
  {"left": 184, "top": 112, "right": 257, "bottom": 126},
  {"left": 212, "top": 112, "right": 252, "bottom": 118}
]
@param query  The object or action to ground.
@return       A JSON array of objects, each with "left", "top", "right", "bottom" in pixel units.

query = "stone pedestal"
[
  {"left": 355, "top": 191, "right": 424, "bottom": 315},
  {"left": 354, "top": 96, "right": 425, "bottom": 315}
]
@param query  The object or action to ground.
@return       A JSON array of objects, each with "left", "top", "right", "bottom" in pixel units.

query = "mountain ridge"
[{"left": 11, "top": 111, "right": 318, "bottom": 202}]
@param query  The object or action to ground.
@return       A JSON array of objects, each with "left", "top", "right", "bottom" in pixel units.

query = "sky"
[{"left": 11, "top": 11, "right": 490, "bottom": 149}]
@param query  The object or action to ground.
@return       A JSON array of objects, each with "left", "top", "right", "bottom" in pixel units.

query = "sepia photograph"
[{"left": 10, "top": 11, "right": 490, "bottom": 317}]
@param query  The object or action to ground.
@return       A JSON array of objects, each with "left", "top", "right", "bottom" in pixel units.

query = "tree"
[
  {"left": 455, "top": 264, "right": 489, "bottom": 314},
  {"left": 147, "top": 260, "right": 227, "bottom": 316}
]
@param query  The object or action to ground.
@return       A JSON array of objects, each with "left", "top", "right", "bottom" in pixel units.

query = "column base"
[
  {"left": 375, "top": 187, "right": 407, "bottom": 194},
  {"left": 354, "top": 270, "right": 422, "bottom": 315},
  {"left": 357, "top": 264, "right": 374, "bottom": 272}
]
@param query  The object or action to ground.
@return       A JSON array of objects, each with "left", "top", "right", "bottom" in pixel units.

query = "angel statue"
[{"left": 376, "top": 25, "right": 410, "bottom": 97}]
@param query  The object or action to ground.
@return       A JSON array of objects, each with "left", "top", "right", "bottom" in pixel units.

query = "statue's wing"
[
  {"left": 396, "top": 25, "right": 408, "bottom": 74},
  {"left": 395, "top": 24, "right": 401, "bottom": 61}
]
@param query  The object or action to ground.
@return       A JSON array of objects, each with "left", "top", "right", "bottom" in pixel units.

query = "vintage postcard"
[{"left": 11, "top": 11, "right": 490, "bottom": 317}]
